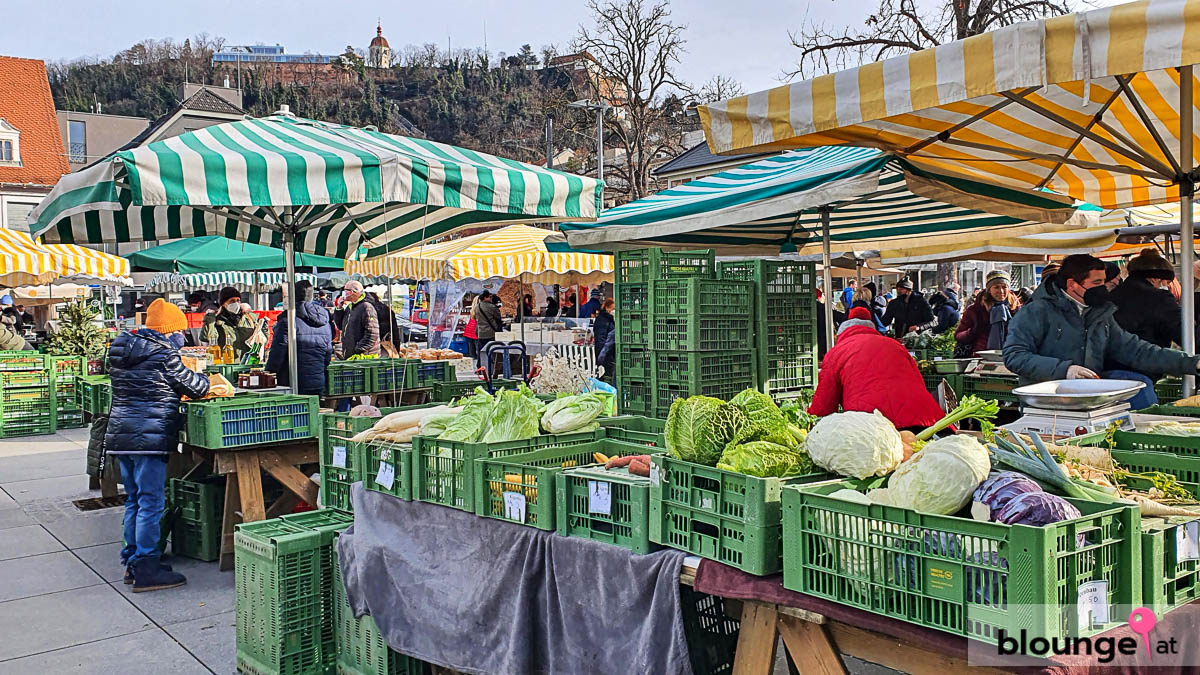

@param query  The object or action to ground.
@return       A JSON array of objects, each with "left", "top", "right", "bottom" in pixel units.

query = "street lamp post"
[{"left": 568, "top": 99, "right": 611, "bottom": 207}]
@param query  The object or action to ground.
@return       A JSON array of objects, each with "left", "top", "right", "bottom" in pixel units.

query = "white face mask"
[{"left": 226, "top": 302, "right": 242, "bottom": 314}]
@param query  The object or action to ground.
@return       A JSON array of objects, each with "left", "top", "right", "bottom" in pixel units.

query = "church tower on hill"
[{"left": 369, "top": 23, "right": 391, "bottom": 69}]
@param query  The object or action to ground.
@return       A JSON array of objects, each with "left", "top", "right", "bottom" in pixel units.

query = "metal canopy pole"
[
  {"left": 282, "top": 209, "right": 300, "bottom": 394},
  {"left": 820, "top": 207, "right": 835, "bottom": 353},
  {"left": 1181, "top": 65, "right": 1196, "bottom": 396}
]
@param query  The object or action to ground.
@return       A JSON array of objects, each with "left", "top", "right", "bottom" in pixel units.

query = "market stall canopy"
[
  {"left": 697, "top": 0, "right": 1198, "bottom": 211},
  {"left": 560, "top": 146, "right": 1097, "bottom": 255},
  {"left": 143, "top": 271, "right": 320, "bottom": 294},
  {"left": 824, "top": 262, "right": 906, "bottom": 278},
  {"left": 0, "top": 228, "right": 129, "bottom": 286},
  {"left": 29, "top": 114, "right": 603, "bottom": 258},
  {"left": 347, "top": 224, "right": 614, "bottom": 283},
  {"left": 126, "top": 236, "right": 345, "bottom": 273},
  {"left": 878, "top": 226, "right": 1121, "bottom": 264},
  {"left": 7, "top": 283, "right": 96, "bottom": 304}
]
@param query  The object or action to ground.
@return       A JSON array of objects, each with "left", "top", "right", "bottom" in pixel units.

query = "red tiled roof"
[{"left": 0, "top": 56, "right": 68, "bottom": 187}]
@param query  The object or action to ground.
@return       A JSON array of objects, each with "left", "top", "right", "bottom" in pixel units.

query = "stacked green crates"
[
  {"left": 0, "top": 352, "right": 52, "bottom": 437},
  {"left": 180, "top": 394, "right": 319, "bottom": 449},
  {"left": 169, "top": 476, "right": 225, "bottom": 562},
  {"left": 333, "top": 549, "right": 426, "bottom": 675},
  {"left": 279, "top": 509, "right": 356, "bottom": 675},
  {"left": 50, "top": 355, "right": 85, "bottom": 430},
  {"left": 718, "top": 260, "right": 818, "bottom": 400},
  {"left": 78, "top": 375, "right": 111, "bottom": 416}
]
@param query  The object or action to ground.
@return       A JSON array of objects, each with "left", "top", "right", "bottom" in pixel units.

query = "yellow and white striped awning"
[
  {"left": 699, "top": 0, "right": 1200, "bottom": 210},
  {"left": 0, "top": 228, "right": 129, "bottom": 286},
  {"left": 346, "top": 224, "right": 613, "bottom": 283}
]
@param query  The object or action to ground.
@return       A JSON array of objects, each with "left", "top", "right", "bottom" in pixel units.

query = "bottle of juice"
[
  {"left": 222, "top": 344, "right": 235, "bottom": 365},
  {"left": 208, "top": 344, "right": 222, "bottom": 365}
]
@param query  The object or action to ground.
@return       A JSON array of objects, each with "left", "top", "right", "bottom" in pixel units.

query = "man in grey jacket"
[{"left": 1003, "top": 254, "right": 1200, "bottom": 409}]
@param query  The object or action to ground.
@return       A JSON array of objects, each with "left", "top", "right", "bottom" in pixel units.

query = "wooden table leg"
[
  {"left": 732, "top": 602, "right": 779, "bottom": 675},
  {"left": 234, "top": 451, "right": 266, "bottom": 522},
  {"left": 258, "top": 450, "right": 319, "bottom": 507},
  {"left": 265, "top": 492, "right": 300, "bottom": 519},
  {"left": 218, "top": 467, "right": 241, "bottom": 572},
  {"left": 778, "top": 614, "right": 847, "bottom": 675}
]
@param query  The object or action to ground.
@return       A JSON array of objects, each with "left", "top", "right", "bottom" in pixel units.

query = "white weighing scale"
[{"left": 1000, "top": 378, "right": 1145, "bottom": 438}]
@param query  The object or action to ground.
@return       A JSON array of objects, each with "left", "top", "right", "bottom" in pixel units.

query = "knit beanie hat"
[
  {"left": 0, "top": 295, "right": 11, "bottom": 307},
  {"left": 985, "top": 270, "right": 1011, "bottom": 289},
  {"left": 590, "top": 287, "right": 603, "bottom": 300},
  {"left": 145, "top": 298, "right": 188, "bottom": 334},
  {"left": 848, "top": 307, "right": 872, "bottom": 321},
  {"left": 1127, "top": 250, "right": 1175, "bottom": 280},
  {"left": 218, "top": 286, "right": 241, "bottom": 305}
]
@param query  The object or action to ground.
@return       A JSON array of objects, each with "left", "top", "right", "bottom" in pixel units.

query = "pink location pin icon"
[{"left": 1128, "top": 608, "right": 1157, "bottom": 660}]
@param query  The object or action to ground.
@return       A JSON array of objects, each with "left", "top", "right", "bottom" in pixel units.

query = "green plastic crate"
[
  {"left": 617, "top": 379, "right": 654, "bottom": 416},
  {"left": 1157, "top": 377, "right": 1183, "bottom": 404},
  {"left": 616, "top": 346, "right": 651, "bottom": 381},
  {"left": 168, "top": 476, "right": 225, "bottom": 562},
  {"left": 1, "top": 369, "right": 49, "bottom": 388},
  {"left": 655, "top": 379, "right": 755, "bottom": 419},
  {"left": 617, "top": 281, "right": 651, "bottom": 313},
  {"left": 922, "top": 373, "right": 962, "bottom": 397},
  {"left": 234, "top": 518, "right": 325, "bottom": 675},
  {"left": 959, "top": 374, "right": 1020, "bottom": 406},
  {"left": 1136, "top": 403, "right": 1200, "bottom": 417},
  {"left": 432, "top": 378, "right": 521, "bottom": 401},
  {"left": 616, "top": 248, "right": 715, "bottom": 283},
  {"left": 49, "top": 355, "right": 84, "bottom": 378},
  {"left": 758, "top": 337, "right": 817, "bottom": 399},
  {"left": 78, "top": 375, "right": 111, "bottom": 415},
  {"left": 649, "top": 455, "right": 829, "bottom": 575},
  {"left": 319, "top": 406, "right": 430, "bottom": 511},
  {"left": 1141, "top": 522, "right": 1200, "bottom": 616},
  {"left": 680, "top": 586, "right": 740, "bottom": 675},
  {"left": 280, "top": 509, "right": 355, "bottom": 675},
  {"left": 617, "top": 310, "right": 651, "bottom": 348},
  {"left": 361, "top": 440, "right": 413, "bottom": 500},
  {"left": 409, "top": 360, "right": 455, "bottom": 388},
  {"left": 1, "top": 388, "right": 53, "bottom": 428},
  {"left": 1112, "top": 429, "right": 1200, "bottom": 456},
  {"left": 326, "top": 362, "right": 375, "bottom": 396},
  {"left": 652, "top": 316, "right": 754, "bottom": 352},
  {"left": 781, "top": 480, "right": 1141, "bottom": 643},
  {"left": 333, "top": 551, "right": 426, "bottom": 675},
  {"left": 181, "top": 394, "right": 319, "bottom": 449},
  {"left": 207, "top": 363, "right": 252, "bottom": 379},
  {"left": 556, "top": 464, "right": 656, "bottom": 553},
  {"left": 598, "top": 415, "right": 665, "bottom": 447},
  {"left": 718, "top": 259, "right": 818, "bottom": 325},
  {"left": 0, "top": 351, "right": 47, "bottom": 371},
  {"left": 653, "top": 350, "right": 756, "bottom": 391},
  {"left": 474, "top": 439, "right": 658, "bottom": 530},
  {"left": 54, "top": 411, "right": 85, "bottom": 430},
  {"left": 411, "top": 429, "right": 605, "bottom": 512},
  {"left": 651, "top": 278, "right": 754, "bottom": 317},
  {"left": 370, "top": 359, "right": 413, "bottom": 392}
]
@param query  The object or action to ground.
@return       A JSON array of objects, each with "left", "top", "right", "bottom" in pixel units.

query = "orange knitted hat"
[{"left": 145, "top": 298, "right": 188, "bottom": 335}]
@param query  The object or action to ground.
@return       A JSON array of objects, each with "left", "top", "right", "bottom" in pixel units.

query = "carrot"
[
  {"left": 628, "top": 456, "right": 652, "bottom": 477},
  {"left": 605, "top": 455, "right": 635, "bottom": 469}
]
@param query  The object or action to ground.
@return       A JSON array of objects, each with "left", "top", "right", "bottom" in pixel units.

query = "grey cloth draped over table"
[{"left": 337, "top": 484, "right": 693, "bottom": 675}]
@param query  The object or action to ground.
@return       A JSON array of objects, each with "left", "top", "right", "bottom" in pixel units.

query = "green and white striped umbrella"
[
  {"left": 29, "top": 114, "right": 602, "bottom": 258},
  {"left": 144, "top": 271, "right": 319, "bottom": 294},
  {"left": 561, "top": 146, "right": 1097, "bottom": 254}
]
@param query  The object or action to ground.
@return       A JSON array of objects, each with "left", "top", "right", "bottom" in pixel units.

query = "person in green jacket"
[
  {"left": 201, "top": 286, "right": 256, "bottom": 357},
  {"left": 1003, "top": 254, "right": 1200, "bottom": 409}
]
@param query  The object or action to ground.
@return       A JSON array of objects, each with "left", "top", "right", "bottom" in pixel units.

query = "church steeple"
[{"left": 369, "top": 22, "right": 391, "bottom": 69}]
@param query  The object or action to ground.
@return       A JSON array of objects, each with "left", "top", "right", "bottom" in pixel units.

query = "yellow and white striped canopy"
[
  {"left": 699, "top": 0, "right": 1200, "bottom": 210},
  {"left": 345, "top": 224, "right": 613, "bottom": 283},
  {"left": 0, "top": 228, "right": 129, "bottom": 286}
]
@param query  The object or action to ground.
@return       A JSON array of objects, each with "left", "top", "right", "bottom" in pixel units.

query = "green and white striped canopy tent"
[
  {"left": 560, "top": 145, "right": 1097, "bottom": 347},
  {"left": 144, "top": 271, "right": 320, "bottom": 295},
  {"left": 29, "top": 112, "right": 601, "bottom": 389}
]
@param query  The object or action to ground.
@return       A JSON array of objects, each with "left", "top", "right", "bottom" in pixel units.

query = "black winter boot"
[
  {"left": 125, "top": 561, "right": 172, "bottom": 584},
  {"left": 131, "top": 557, "right": 186, "bottom": 592}
]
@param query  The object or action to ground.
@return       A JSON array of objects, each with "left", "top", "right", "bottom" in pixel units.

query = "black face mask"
[{"left": 1083, "top": 285, "right": 1110, "bottom": 307}]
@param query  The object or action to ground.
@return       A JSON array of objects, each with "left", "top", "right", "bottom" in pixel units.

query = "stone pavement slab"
[
  {"left": 0, "top": 488, "right": 16, "bottom": 511},
  {"left": 0, "top": 584, "right": 153, "bottom": 661},
  {"left": 0, "top": 524, "right": 63, "bottom": 560},
  {"left": 2, "top": 473, "right": 94, "bottom": 504},
  {"left": 0, "top": 448, "right": 87, "bottom": 482},
  {"left": 25, "top": 500, "right": 123, "bottom": 549},
  {"left": 0, "top": 507, "right": 34, "bottom": 531},
  {"left": 124, "top": 555, "right": 236, "bottom": 625},
  {"left": 0, "top": 628, "right": 210, "bottom": 675},
  {"left": 166, "top": 610, "right": 236, "bottom": 674},
  {"left": 0, "top": 550, "right": 104, "bottom": 602},
  {"left": 0, "top": 432, "right": 87, "bottom": 458},
  {"left": 73, "top": 541, "right": 127, "bottom": 583}
]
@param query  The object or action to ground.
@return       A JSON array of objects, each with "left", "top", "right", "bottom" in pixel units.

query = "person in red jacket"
[{"left": 808, "top": 307, "right": 946, "bottom": 431}]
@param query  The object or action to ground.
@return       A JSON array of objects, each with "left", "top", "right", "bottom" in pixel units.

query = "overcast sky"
[{"left": 5, "top": 0, "right": 868, "bottom": 92}]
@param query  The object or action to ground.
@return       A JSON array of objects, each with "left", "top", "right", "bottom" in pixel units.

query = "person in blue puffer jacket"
[
  {"left": 107, "top": 299, "right": 210, "bottom": 593},
  {"left": 266, "top": 280, "right": 333, "bottom": 394}
]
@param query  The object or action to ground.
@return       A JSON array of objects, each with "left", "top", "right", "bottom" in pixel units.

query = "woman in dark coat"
[
  {"left": 592, "top": 298, "right": 616, "bottom": 378},
  {"left": 1110, "top": 250, "right": 1181, "bottom": 377},
  {"left": 266, "top": 281, "right": 334, "bottom": 394},
  {"left": 107, "top": 299, "right": 209, "bottom": 592},
  {"left": 956, "top": 271, "right": 1021, "bottom": 356}
]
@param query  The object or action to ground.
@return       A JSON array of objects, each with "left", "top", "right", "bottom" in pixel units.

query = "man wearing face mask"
[
  {"left": 1003, "top": 254, "right": 1199, "bottom": 410},
  {"left": 339, "top": 280, "right": 380, "bottom": 358},
  {"left": 107, "top": 299, "right": 210, "bottom": 592},
  {"left": 201, "top": 286, "right": 256, "bottom": 358}
]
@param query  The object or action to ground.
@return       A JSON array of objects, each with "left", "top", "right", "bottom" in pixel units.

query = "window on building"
[
  {"left": 68, "top": 120, "right": 87, "bottom": 163},
  {"left": 5, "top": 201, "right": 37, "bottom": 231},
  {"left": 0, "top": 118, "right": 17, "bottom": 166},
  {"left": 0, "top": 140, "right": 10, "bottom": 162}
]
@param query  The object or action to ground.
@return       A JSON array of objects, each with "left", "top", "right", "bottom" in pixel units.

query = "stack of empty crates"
[
  {"left": 717, "top": 260, "right": 818, "bottom": 401},
  {"left": 614, "top": 249, "right": 758, "bottom": 417},
  {"left": 0, "top": 352, "right": 54, "bottom": 437},
  {"left": 50, "top": 355, "right": 86, "bottom": 430}
]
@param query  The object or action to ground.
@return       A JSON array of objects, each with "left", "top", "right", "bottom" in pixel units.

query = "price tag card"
[
  {"left": 1177, "top": 521, "right": 1200, "bottom": 561},
  {"left": 700, "top": 494, "right": 715, "bottom": 511},
  {"left": 331, "top": 445, "right": 347, "bottom": 469},
  {"left": 588, "top": 480, "right": 611, "bottom": 515},
  {"left": 649, "top": 462, "right": 661, "bottom": 487},
  {"left": 1077, "top": 580, "right": 1110, "bottom": 627},
  {"left": 376, "top": 461, "right": 395, "bottom": 490},
  {"left": 503, "top": 491, "right": 527, "bottom": 522}
]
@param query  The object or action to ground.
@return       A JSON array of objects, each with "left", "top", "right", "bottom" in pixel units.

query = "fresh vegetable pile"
[{"left": 665, "top": 388, "right": 813, "bottom": 478}]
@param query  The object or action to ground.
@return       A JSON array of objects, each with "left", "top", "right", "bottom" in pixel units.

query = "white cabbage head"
[
  {"left": 805, "top": 410, "right": 904, "bottom": 479},
  {"left": 887, "top": 434, "right": 992, "bottom": 515}
]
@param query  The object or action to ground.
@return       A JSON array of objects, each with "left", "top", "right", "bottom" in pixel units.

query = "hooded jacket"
[
  {"left": 202, "top": 305, "right": 256, "bottom": 355},
  {"left": 105, "top": 329, "right": 210, "bottom": 456},
  {"left": 340, "top": 296, "right": 380, "bottom": 358},
  {"left": 1110, "top": 275, "right": 1182, "bottom": 353},
  {"left": 266, "top": 301, "right": 334, "bottom": 394},
  {"left": 0, "top": 312, "right": 29, "bottom": 350},
  {"left": 474, "top": 300, "right": 504, "bottom": 341},
  {"left": 1003, "top": 280, "right": 1200, "bottom": 384},
  {"left": 930, "top": 290, "right": 961, "bottom": 334},
  {"left": 808, "top": 320, "right": 947, "bottom": 429}
]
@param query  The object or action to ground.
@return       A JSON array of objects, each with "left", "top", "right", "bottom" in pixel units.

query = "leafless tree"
[
  {"left": 574, "top": 0, "right": 688, "bottom": 202},
  {"left": 789, "top": 0, "right": 1074, "bottom": 287},
  {"left": 788, "top": 0, "right": 1072, "bottom": 79},
  {"left": 694, "top": 74, "right": 744, "bottom": 104}
]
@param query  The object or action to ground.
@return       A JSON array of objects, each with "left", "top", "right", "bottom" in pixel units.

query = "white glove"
[{"left": 1066, "top": 365, "right": 1098, "bottom": 380}]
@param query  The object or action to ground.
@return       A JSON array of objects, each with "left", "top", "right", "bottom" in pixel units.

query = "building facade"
[
  {"left": 0, "top": 56, "right": 68, "bottom": 232},
  {"left": 55, "top": 111, "right": 150, "bottom": 172}
]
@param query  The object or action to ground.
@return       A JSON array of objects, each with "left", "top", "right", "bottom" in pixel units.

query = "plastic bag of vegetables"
[
  {"left": 806, "top": 411, "right": 904, "bottom": 479},
  {"left": 540, "top": 392, "right": 607, "bottom": 434}
]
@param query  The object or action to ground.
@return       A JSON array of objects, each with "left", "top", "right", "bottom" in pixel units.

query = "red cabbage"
[
  {"left": 995, "top": 492, "right": 1081, "bottom": 527},
  {"left": 973, "top": 471, "right": 1042, "bottom": 520}
]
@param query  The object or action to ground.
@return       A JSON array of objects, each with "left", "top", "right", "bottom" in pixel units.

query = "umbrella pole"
[
  {"left": 1183, "top": 65, "right": 1195, "bottom": 397},
  {"left": 282, "top": 211, "right": 300, "bottom": 394},
  {"left": 820, "top": 207, "right": 834, "bottom": 353}
]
